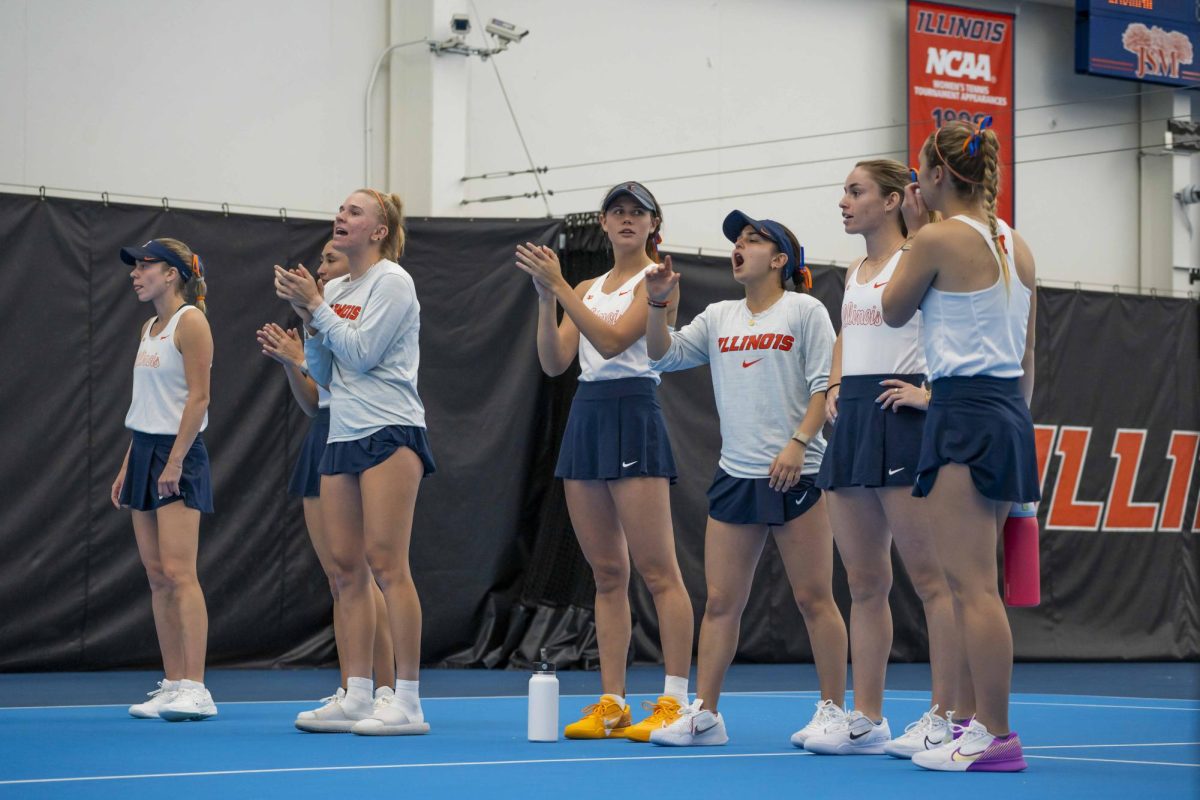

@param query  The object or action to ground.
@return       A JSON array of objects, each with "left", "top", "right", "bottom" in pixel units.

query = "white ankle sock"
[
  {"left": 178, "top": 679, "right": 204, "bottom": 691},
  {"left": 395, "top": 679, "right": 422, "bottom": 720},
  {"left": 603, "top": 693, "right": 626, "bottom": 708},
  {"left": 664, "top": 675, "right": 689, "bottom": 704},
  {"left": 346, "top": 676, "right": 374, "bottom": 707}
]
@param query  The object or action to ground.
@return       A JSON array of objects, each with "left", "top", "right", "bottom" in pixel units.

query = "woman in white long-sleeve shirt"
[
  {"left": 275, "top": 189, "right": 434, "bottom": 737},
  {"left": 642, "top": 211, "right": 849, "bottom": 747}
]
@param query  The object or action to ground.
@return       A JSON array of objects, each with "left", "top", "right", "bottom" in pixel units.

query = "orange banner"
[{"left": 908, "top": 1, "right": 1015, "bottom": 223}]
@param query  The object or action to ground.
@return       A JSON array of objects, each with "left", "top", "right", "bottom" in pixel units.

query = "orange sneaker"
[
  {"left": 564, "top": 694, "right": 632, "bottom": 739},
  {"left": 623, "top": 696, "right": 684, "bottom": 742}
]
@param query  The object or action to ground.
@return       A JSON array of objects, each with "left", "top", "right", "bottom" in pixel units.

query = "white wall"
[
  {"left": 459, "top": 0, "right": 1162, "bottom": 287},
  {"left": 0, "top": 0, "right": 388, "bottom": 217},
  {"left": 1, "top": 0, "right": 1192, "bottom": 291}
]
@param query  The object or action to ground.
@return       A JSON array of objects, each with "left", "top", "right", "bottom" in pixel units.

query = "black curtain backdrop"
[{"left": 0, "top": 193, "right": 1196, "bottom": 671}]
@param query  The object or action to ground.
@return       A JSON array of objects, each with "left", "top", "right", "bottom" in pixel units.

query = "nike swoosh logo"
[
  {"left": 873, "top": 281, "right": 888, "bottom": 288},
  {"left": 742, "top": 359, "right": 763, "bottom": 368},
  {"left": 849, "top": 729, "right": 872, "bottom": 741},
  {"left": 924, "top": 735, "right": 941, "bottom": 750},
  {"left": 622, "top": 460, "right": 638, "bottom": 468},
  {"left": 693, "top": 719, "right": 717, "bottom": 734},
  {"left": 888, "top": 467, "right": 905, "bottom": 475},
  {"left": 793, "top": 491, "right": 808, "bottom": 506},
  {"left": 950, "top": 748, "right": 981, "bottom": 762}
]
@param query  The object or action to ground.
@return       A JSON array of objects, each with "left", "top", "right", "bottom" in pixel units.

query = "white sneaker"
[
  {"left": 351, "top": 698, "right": 430, "bottom": 736},
  {"left": 374, "top": 686, "right": 395, "bottom": 706},
  {"left": 158, "top": 682, "right": 217, "bottom": 722},
  {"left": 911, "top": 718, "right": 1028, "bottom": 772},
  {"left": 295, "top": 687, "right": 374, "bottom": 733},
  {"left": 884, "top": 705, "right": 950, "bottom": 758},
  {"left": 128, "top": 679, "right": 180, "bottom": 719},
  {"left": 803, "top": 710, "right": 890, "bottom": 755},
  {"left": 789, "top": 699, "right": 846, "bottom": 747},
  {"left": 649, "top": 700, "right": 728, "bottom": 746}
]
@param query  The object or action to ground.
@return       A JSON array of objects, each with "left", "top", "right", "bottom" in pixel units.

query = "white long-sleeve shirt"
[
  {"left": 650, "top": 292, "right": 834, "bottom": 478},
  {"left": 303, "top": 260, "right": 425, "bottom": 442}
]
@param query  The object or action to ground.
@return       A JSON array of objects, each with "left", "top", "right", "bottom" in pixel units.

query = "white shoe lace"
[
  {"left": 810, "top": 699, "right": 843, "bottom": 729},
  {"left": 955, "top": 719, "right": 992, "bottom": 752},
  {"left": 145, "top": 681, "right": 171, "bottom": 700},
  {"left": 901, "top": 704, "right": 939, "bottom": 738},
  {"left": 374, "top": 692, "right": 396, "bottom": 709}
]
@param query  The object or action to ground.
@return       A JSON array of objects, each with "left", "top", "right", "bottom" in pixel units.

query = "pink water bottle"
[{"left": 1003, "top": 502, "right": 1041, "bottom": 607}]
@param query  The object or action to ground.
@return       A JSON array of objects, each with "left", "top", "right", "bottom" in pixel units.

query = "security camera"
[
  {"left": 486, "top": 18, "right": 529, "bottom": 43},
  {"left": 450, "top": 14, "right": 470, "bottom": 35}
]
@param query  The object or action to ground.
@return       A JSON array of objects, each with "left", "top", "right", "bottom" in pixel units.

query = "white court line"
[
  {"left": 1025, "top": 742, "right": 1200, "bottom": 750},
  {"left": 1, "top": 690, "right": 1196, "bottom": 712},
  {"left": 1026, "top": 755, "right": 1200, "bottom": 768},
  {"left": 0, "top": 751, "right": 812, "bottom": 787}
]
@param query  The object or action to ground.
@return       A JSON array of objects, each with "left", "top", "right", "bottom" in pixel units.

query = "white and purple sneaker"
[{"left": 912, "top": 718, "right": 1027, "bottom": 772}]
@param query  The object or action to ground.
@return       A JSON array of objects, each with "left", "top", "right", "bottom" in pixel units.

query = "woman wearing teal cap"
[{"left": 642, "top": 212, "right": 848, "bottom": 746}]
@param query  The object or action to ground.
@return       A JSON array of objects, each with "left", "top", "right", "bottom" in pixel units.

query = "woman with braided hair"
[
  {"left": 882, "top": 118, "right": 1038, "bottom": 772},
  {"left": 275, "top": 189, "right": 435, "bottom": 736}
]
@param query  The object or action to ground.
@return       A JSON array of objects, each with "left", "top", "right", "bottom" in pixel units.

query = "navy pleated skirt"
[
  {"left": 319, "top": 424, "right": 437, "bottom": 478},
  {"left": 289, "top": 408, "right": 330, "bottom": 498},
  {"left": 816, "top": 373, "right": 925, "bottom": 490},
  {"left": 555, "top": 377, "right": 677, "bottom": 482},
  {"left": 119, "top": 431, "right": 214, "bottom": 513},
  {"left": 707, "top": 469, "right": 821, "bottom": 526},
  {"left": 913, "top": 376, "right": 1041, "bottom": 503}
]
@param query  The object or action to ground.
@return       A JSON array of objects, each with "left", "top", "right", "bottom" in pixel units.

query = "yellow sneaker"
[
  {"left": 623, "top": 696, "right": 683, "bottom": 742},
  {"left": 564, "top": 694, "right": 631, "bottom": 739}
]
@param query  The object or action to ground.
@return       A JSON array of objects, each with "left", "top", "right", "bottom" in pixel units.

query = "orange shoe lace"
[
  {"left": 639, "top": 697, "right": 681, "bottom": 725},
  {"left": 579, "top": 697, "right": 624, "bottom": 721}
]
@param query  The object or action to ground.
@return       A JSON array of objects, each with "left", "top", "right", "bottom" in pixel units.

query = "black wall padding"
[{"left": 0, "top": 192, "right": 1196, "bottom": 671}]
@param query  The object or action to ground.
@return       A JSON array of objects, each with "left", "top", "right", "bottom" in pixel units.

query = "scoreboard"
[{"left": 1075, "top": 0, "right": 1200, "bottom": 86}]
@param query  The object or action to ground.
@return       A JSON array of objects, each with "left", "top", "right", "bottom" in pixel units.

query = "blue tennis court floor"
[{"left": 1, "top": 664, "right": 1196, "bottom": 799}]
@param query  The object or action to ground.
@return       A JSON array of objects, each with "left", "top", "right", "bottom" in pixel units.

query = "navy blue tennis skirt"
[
  {"left": 119, "top": 431, "right": 214, "bottom": 513},
  {"left": 319, "top": 424, "right": 437, "bottom": 478},
  {"left": 289, "top": 408, "right": 330, "bottom": 498},
  {"left": 913, "top": 376, "right": 1041, "bottom": 503},
  {"left": 707, "top": 469, "right": 821, "bottom": 526},
  {"left": 555, "top": 377, "right": 677, "bottom": 482},
  {"left": 817, "top": 373, "right": 925, "bottom": 490}
]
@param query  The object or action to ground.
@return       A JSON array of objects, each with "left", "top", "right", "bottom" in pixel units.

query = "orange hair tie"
[
  {"left": 369, "top": 189, "right": 388, "bottom": 217},
  {"left": 931, "top": 128, "right": 982, "bottom": 186}
]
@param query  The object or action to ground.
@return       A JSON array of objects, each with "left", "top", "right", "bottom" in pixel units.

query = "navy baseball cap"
[
  {"left": 120, "top": 239, "right": 196, "bottom": 282},
  {"left": 602, "top": 181, "right": 658, "bottom": 213},
  {"left": 722, "top": 210, "right": 807, "bottom": 284}
]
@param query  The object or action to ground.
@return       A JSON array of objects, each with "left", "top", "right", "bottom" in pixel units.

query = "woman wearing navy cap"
[
  {"left": 275, "top": 189, "right": 434, "bottom": 736},
  {"left": 642, "top": 212, "right": 849, "bottom": 747},
  {"left": 257, "top": 239, "right": 396, "bottom": 718},
  {"left": 883, "top": 119, "right": 1038, "bottom": 772},
  {"left": 111, "top": 237, "right": 217, "bottom": 722},
  {"left": 514, "top": 181, "right": 694, "bottom": 742},
  {"left": 801, "top": 159, "right": 963, "bottom": 758}
]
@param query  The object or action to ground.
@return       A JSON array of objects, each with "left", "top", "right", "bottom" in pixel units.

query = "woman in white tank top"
[
  {"left": 258, "top": 240, "right": 395, "bottom": 715},
  {"left": 514, "top": 182, "right": 695, "bottom": 741},
  {"left": 111, "top": 237, "right": 217, "bottom": 722},
  {"left": 805, "top": 160, "right": 963, "bottom": 758},
  {"left": 883, "top": 120, "right": 1039, "bottom": 773}
]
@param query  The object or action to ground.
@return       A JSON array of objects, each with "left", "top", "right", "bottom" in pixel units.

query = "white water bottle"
[{"left": 527, "top": 648, "right": 559, "bottom": 742}]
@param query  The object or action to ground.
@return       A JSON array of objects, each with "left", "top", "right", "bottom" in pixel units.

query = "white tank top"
[
  {"left": 125, "top": 305, "right": 209, "bottom": 435},
  {"left": 921, "top": 215, "right": 1031, "bottom": 381},
  {"left": 577, "top": 265, "right": 660, "bottom": 384},
  {"left": 840, "top": 250, "right": 926, "bottom": 376}
]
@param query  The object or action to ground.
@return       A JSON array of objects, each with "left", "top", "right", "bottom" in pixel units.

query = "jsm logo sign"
[{"left": 1035, "top": 426, "right": 1200, "bottom": 532}]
